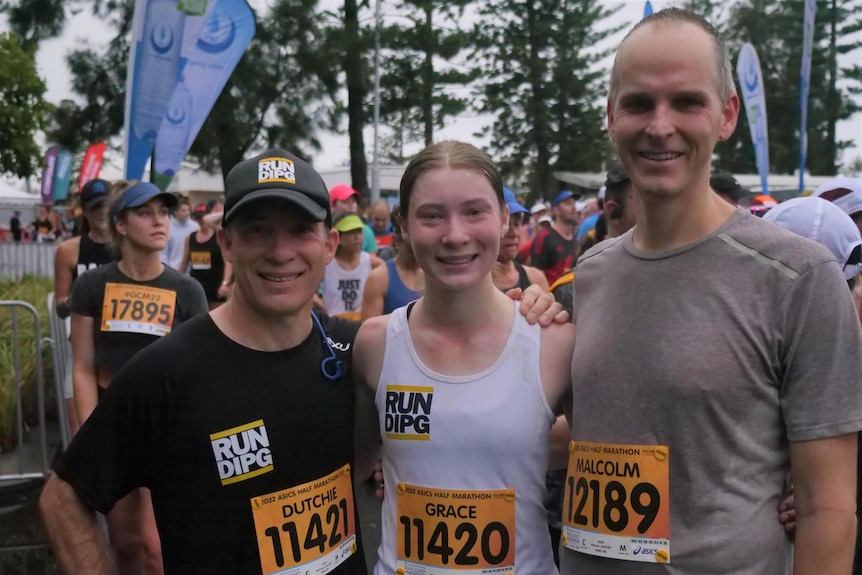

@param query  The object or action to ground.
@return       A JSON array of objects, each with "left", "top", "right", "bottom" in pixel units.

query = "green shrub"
[{"left": 0, "top": 276, "right": 53, "bottom": 451}]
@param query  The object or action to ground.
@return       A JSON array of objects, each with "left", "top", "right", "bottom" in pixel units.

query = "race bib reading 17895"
[
  {"left": 562, "top": 441, "right": 670, "bottom": 564},
  {"left": 101, "top": 283, "right": 176, "bottom": 336},
  {"left": 251, "top": 464, "right": 357, "bottom": 575}
]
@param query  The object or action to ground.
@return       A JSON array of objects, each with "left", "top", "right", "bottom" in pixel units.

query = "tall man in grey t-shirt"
[{"left": 560, "top": 8, "right": 862, "bottom": 575}]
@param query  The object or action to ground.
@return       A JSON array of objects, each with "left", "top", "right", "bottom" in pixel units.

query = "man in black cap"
[
  {"left": 40, "top": 149, "right": 563, "bottom": 575},
  {"left": 710, "top": 173, "right": 749, "bottom": 206},
  {"left": 40, "top": 149, "right": 371, "bottom": 575}
]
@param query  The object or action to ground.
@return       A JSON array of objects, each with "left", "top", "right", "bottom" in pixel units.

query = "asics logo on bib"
[
  {"left": 210, "top": 420, "right": 274, "bottom": 486},
  {"left": 258, "top": 157, "right": 296, "bottom": 184},
  {"left": 384, "top": 385, "right": 433, "bottom": 440}
]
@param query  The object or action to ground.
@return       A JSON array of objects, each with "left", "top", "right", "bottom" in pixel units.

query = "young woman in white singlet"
[{"left": 354, "top": 141, "right": 575, "bottom": 574}]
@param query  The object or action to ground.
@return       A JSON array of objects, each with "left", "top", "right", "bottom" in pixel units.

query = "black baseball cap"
[
  {"left": 710, "top": 173, "right": 748, "bottom": 201},
  {"left": 222, "top": 148, "right": 331, "bottom": 226},
  {"left": 80, "top": 178, "right": 111, "bottom": 209}
]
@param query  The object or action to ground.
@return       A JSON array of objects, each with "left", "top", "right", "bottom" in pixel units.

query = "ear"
[
  {"left": 217, "top": 228, "right": 233, "bottom": 264},
  {"left": 323, "top": 227, "right": 339, "bottom": 265},
  {"left": 604, "top": 200, "right": 621, "bottom": 221},
  {"left": 398, "top": 213, "right": 410, "bottom": 245},
  {"left": 607, "top": 97, "right": 616, "bottom": 142},
  {"left": 718, "top": 93, "right": 740, "bottom": 142},
  {"left": 114, "top": 216, "right": 128, "bottom": 237}
]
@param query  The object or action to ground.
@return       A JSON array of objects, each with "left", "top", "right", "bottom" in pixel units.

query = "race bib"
[
  {"left": 101, "top": 283, "right": 176, "bottom": 336},
  {"left": 251, "top": 464, "right": 357, "bottom": 575},
  {"left": 562, "top": 441, "right": 670, "bottom": 563},
  {"left": 396, "top": 483, "right": 515, "bottom": 574},
  {"left": 190, "top": 251, "right": 212, "bottom": 270}
]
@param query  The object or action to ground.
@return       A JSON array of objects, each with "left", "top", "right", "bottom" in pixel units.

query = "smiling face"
[
  {"left": 402, "top": 168, "right": 508, "bottom": 292},
  {"left": 607, "top": 21, "right": 738, "bottom": 202},
  {"left": 220, "top": 201, "right": 337, "bottom": 319},
  {"left": 115, "top": 198, "right": 171, "bottom": 253}
]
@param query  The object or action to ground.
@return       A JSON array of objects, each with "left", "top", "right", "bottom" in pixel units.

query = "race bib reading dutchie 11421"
[
  {"left": 396, "top": 483, "right": 516, "bottom": 575},
  {"left": 251, "top": 464, "right": 357, "bottom": 575},
  {"left": 101, "top": 283, "right": 176, "bottom": 336},
  {"left": 562, "top": 441, "right": 670, "bottom": 564}
]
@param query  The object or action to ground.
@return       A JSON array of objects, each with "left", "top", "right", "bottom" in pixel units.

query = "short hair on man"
[
  {"left": 608, "top": 8, "right": 736, "bottom": 104},
  {"left": 603, "top": 160, "right": 631, "bottom": 206}
]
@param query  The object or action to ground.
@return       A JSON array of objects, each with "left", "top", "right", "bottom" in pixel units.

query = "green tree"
[
  {"left": 1, "top": 0, "right": 68, "bottom": 46},
  {"left": 376, "top": 0, "right": 476, "bottom": 151},
  {"left": 718, "top": 0, "right": 862, "bottom": 176},
  {"left": 0, "top": 32, "right": 51, "bottom": 178},
  {"left": 473, "top": 0, "right": 623, "bottom": 199}
]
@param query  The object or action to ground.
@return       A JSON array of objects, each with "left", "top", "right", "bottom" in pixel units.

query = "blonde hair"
[{"left": 108, "top": 180, "right": 138, "bottom": 254}]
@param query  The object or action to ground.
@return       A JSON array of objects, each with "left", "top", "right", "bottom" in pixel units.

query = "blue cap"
[
  {"left": 553, "top": 190, "right": 580, "bottom": 207},
  {"left": 503, "top": 187, "right": 529, "bottom": 215},
  {"left": 111, "top": 182, "right": 178, "bottom": 220}
]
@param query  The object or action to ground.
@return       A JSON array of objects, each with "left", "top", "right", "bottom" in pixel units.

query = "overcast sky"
[{"left": 3, "top": 0, "right": 862, "bottom": 178}]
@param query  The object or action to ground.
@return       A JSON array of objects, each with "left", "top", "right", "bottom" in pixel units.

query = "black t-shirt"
[
  {"left": 69, "top": 262, "right": 208, "bottom": 372},
  {"left": 529, "top": 228, "right": 575, "bottom": 285},
  {"left": 189, "top": 231, "right": 226, "bottom": 302},
  {"left": 10, "top": 216, "right": 21, "bottom": 240},
  {"left": 54, "top": 313, "right": 367, "bottom": 575},
  {"left": 73, "top": 234, "right": 115, "bottom": 281}
]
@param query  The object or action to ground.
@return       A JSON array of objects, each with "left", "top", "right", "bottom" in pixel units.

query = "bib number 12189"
[{"left": 562, "top": 441, "right": 671, "bottom": 564}]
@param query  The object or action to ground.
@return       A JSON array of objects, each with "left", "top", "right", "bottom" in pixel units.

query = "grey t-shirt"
[{"left": 561, "top": 209, "right": 862, "bottom": 574}]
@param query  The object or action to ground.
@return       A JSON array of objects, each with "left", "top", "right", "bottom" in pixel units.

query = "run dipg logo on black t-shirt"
[{"left": 210, "top": 419, "right": 274, "bottom": 486}]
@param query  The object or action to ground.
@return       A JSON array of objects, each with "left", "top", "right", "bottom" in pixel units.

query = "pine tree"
[
  {"left": 375, "top": 0, "right": 476, "bottom": 154},
  {"left": 473, "top": 0, "right": 624, "bottom": 199}
]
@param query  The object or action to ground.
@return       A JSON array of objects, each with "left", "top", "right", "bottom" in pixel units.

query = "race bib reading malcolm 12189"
[{"left": 562, "top": 441, "right": 670, "bottom": 564}]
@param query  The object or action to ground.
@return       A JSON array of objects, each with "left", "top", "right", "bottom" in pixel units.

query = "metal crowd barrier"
[
  {"left": 45, "top": 293, "right": 72, "bottom": 450},
  {"left": 0, "top": 243, "right": 58, "bottom": 281},
  {"left": 0, "top": 301, "right": 52, "bottom": 495}
]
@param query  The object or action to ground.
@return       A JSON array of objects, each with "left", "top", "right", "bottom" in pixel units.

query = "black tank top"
[
  {"left": 73, "top": 234, "right": 114, "bottom": 281},
  {"left": 189, "top": 231, "right": 225, "bottom": 301}
]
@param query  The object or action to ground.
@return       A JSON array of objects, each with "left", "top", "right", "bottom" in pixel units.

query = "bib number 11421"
[{"left": 252, "top": 464, "right": 357, "bottom": 575}]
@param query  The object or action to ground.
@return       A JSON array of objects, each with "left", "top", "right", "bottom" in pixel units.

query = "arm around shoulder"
[{"left": 40, "top": 474, "right": 115, "bottom": 575}]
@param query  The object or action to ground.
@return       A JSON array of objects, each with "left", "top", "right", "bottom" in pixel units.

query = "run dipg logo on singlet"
[
  {"left": 384, "top": 385, "right": 433, "bottom": 440},
  {"left": 209, "top": 420, "right": 274, "bottom": 486}
]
